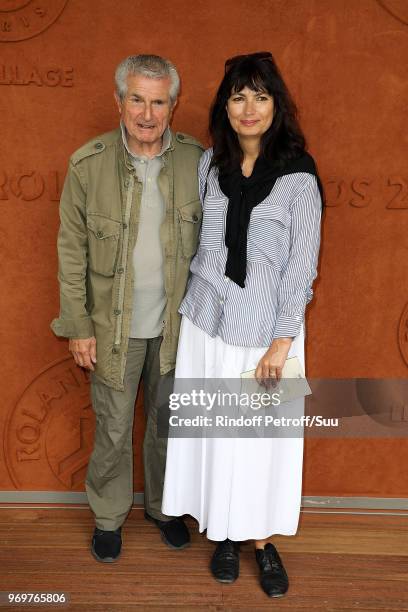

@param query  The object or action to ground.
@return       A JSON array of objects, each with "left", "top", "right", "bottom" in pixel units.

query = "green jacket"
[{"left": 51, "top": 127, "right": 203, "bottom": 390}]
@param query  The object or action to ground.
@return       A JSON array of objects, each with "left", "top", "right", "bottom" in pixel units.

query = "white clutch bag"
[{"left": 240, "top": 356, "right": 312, "bottom": 404}]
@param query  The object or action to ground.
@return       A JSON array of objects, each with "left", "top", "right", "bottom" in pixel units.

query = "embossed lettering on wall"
[
  {"left": 1, "top": 174, "right": 407, "bottom": 208},
  {"left": 0, "top": 0, "right": 68, "bottom": 43},
  {"left": 0, "top": 64, "right": 74, "bottom": 86},
  {"left": 324, "top": 176, "right": 408, "bottom": 209},
  {"left": 4, "top": 358, "right": 94, "bottom": 489},
  {"left": 377, "top": 0, "right": 408, "bottom": 26},
  {"left": 398, "top": 302, "right": 408, "bottom": 368},
  {"left": 0, "top": 170, "right": 63, "bottom": 201}
]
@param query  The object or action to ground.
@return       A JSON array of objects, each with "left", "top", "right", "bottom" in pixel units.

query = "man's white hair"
[{"left": 115, "top": 54, "right": 180, "bottom": 103}]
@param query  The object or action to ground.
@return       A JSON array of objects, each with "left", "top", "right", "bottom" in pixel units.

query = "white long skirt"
[{"left": 162, "top": 316, "right": 305, "bottom": 542}]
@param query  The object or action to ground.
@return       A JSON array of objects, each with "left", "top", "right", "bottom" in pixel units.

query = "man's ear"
[
  {"left": 114, "top": 91, "right": 122, "bottom": 115},
  {"left": 168, "top": 98, "right": 178, "bottom": 122}
]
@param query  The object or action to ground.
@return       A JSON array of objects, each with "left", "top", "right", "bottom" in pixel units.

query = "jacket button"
[
  {"left": 114, "top": 309, "right": 121, "bottom": 315},
  {"left": 95, "top": 142, "right": 103, "bottom": 150},
  {"left": 192, "top": 214, "right": 198, "bottom": 222},
  {"left": 178, "top": 133, "right": 184, "bottom": 140},
  {"left": 124, "top": 179, "right": 130, "bottom": 187},
  {"left": 123, "top": 223, "right": 128, "bottom": 229},
  {"left": 117, "top": 267, "right": 124, "bottom": 274},
  {"left": 96, "top": 230, "right": 104, "bottom": 238},
  {"left": 112, "top": 347, "right": 119, "bottom": 354}
]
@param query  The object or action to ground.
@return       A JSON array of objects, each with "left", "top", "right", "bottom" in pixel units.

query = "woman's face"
[{"left": 226, "top": 86, "right": 274, "bottom": 142}]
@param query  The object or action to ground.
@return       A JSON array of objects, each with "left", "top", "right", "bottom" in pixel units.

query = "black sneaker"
[
  {"left": 255, "top": 543, "right": 289, "bottom": 597},
  {"left": 91, "top": 527, "right": 122, "bottom": 563},
  {"left": 210, "top": 539, "right": 240, "bottom": 583},
  {"left": 144, "top": 511, "right": 190, "bottom": 549}
]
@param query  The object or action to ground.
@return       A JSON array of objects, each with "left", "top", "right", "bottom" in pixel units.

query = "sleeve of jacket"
[
  {"left": 272, "top": 175, "right": 322, "bottom": 339},
  {"left": 50, "top": 161, "right": 95, "bottom": 339}
]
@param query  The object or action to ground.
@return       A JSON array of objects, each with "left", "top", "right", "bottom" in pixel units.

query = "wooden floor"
[{"left": 0, "top": 506, "right": 407, "bottom": 611}]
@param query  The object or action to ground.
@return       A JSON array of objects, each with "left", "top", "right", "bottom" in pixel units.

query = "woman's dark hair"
[{"left": 210, "top": 52, "right": 306, "bottom": 173}]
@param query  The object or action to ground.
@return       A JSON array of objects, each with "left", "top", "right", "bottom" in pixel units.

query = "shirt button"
[
  {"left": 220, "top": 299, "right": 224, "bottom": 305},
  {"left": 124, "top": 179, "right": 130, "bottom": 187},
  {"left": 123, "top": 223, "right": 128, "bottom": 229},
  {"left": 224, "top": 276, "right": 229, "bottom": 283},
  {"left": 192, "top": 214, "right": 199, "bottom": 222},
  {"left": 114, "top": 309, "right": 121, "bottom": 315},
  {"left": 96, "top": 231, "right": 104, "bottom": 238},
  {"left": 95, "top": 142, "right": 103, "bottom": 150},
  {"left": 112, "top": 347, "right": 119, "bottom": 354},
  {"left": 117, "top": 267, "right": 124, "bottom": 274}
]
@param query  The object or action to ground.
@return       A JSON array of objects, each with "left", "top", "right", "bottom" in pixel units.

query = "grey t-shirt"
[{"left": 121, "top": 123, "right": 171, "bottom": 338}]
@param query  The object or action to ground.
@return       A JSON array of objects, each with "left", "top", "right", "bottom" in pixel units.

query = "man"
[{"left": 51, "top": 55, "right": 203, "bottom": 561}]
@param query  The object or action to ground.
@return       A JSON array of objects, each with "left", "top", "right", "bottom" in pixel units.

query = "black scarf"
[{"left": 218, "top": 152, "right": 324, "bottom": 288}]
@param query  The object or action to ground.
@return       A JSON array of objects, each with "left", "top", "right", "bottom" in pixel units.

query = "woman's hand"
[{"left": 255, "top": 337, "right": 293, "bottom": 387}]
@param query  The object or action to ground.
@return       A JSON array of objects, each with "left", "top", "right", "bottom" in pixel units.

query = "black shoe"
[
  {"left": 210, "top": 539, "right": 240, "bottom": 584},
  {"left": 144, "top": 511, "right": 190, "bottom": 549},
  {"left": 91, "top": 527, "right": 122, "bottom": 563},
  {"left": 255, "top": 543, "right": 289, "bottom": 597}
]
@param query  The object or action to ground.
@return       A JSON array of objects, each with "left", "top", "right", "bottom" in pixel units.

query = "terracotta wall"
[{"left": 0, "top": 0, "right": 407, "bottom": 497}]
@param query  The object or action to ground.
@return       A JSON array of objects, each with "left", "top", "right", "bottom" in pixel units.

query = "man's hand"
[
  {"left": 69, "top": 337, "right": 97, "bottom": 371},
  {"left": 255, "top": 337, "right": 292, "bottom": 388}
]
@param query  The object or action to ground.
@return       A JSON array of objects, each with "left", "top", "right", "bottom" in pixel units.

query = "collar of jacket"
[{"left": 117, "top": 128, "right": 176, "bottom": 174}]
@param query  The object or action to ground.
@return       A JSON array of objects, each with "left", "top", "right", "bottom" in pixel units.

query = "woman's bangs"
[{"left": 229, "top": 65, "right": 270, "bottom": 95}]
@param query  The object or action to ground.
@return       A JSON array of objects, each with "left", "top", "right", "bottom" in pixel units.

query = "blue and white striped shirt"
[{"left": 179, "top": 148, "right": 322, "bottom": 346}]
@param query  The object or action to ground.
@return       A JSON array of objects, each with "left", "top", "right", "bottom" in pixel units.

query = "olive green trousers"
[{"left": 85, "top": 337, "right": 174, "bottom": 531}]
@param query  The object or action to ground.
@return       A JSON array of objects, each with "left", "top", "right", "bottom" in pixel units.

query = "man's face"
[{"left": 115, "top": 73, "right": 175, "bottom": 155}]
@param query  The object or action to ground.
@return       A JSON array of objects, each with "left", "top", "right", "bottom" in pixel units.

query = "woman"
[{"left": 162, "top": 51, "right": 323, "bottom": 597}]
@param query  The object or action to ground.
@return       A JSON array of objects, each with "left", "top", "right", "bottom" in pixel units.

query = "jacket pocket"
[
  {"left": 87, "top": 214, "right": 121, "bottom": 277},
  {"left": 178, "top": 200, "right": 202, "bottom": 258},
  {"left": 248, "top": 205, "right": 290, "bottom": 268}
]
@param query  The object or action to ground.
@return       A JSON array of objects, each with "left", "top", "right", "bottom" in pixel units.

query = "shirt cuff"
[
  {"left": 51, "top": 316, "right": 95, "bottom": 339},
  {"left": 272, "top": 314, "right": 303, "bottom": 340}
]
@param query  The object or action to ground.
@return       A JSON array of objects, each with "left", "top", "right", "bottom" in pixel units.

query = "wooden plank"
[{"left": 1, "top": 510, "right": 408, "bottom": 609}]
